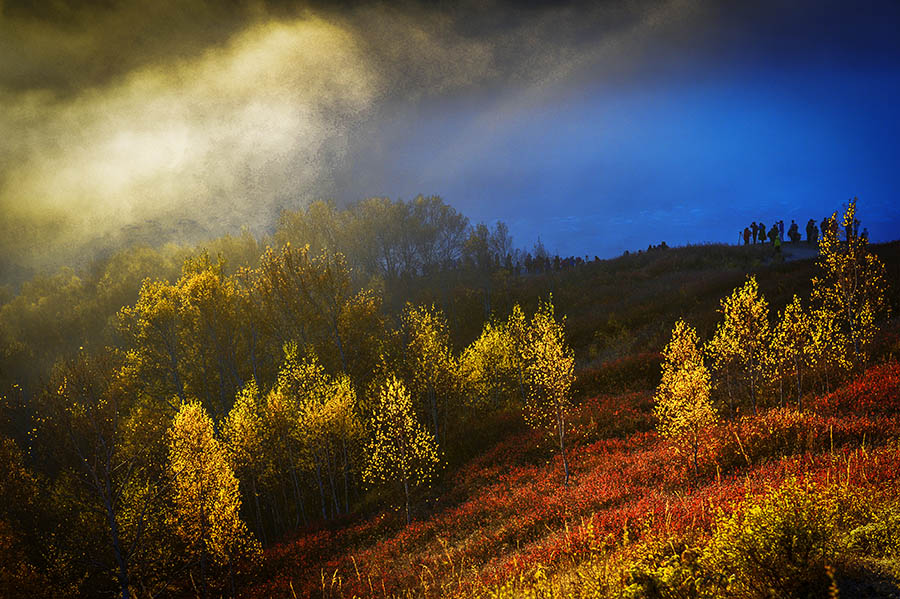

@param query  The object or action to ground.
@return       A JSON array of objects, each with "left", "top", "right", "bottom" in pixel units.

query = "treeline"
[
  {"left": 655, "top": 199, "right": 890, "bottom": 473},
  {"left": 0, "top": 195, "right": 591, "bottom": 413},
  {"left": 0, "top": 197, "right": 580, "bottom": 598}
]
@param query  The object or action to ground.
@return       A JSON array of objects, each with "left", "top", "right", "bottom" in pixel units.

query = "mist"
[{"left": 2, "top": 0, "right": 899, "bottom": 282}]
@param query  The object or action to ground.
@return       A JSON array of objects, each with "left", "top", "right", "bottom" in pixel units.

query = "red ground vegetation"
[{"left": 242, "top": 360, "right": 900, "bottom": 598}]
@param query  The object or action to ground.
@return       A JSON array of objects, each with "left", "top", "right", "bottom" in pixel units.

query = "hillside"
[
  {"left": 231, "top": 239, "right": 900, "bottom": 598},
  {"left": 0, "top": 207, "right": 897, "bottom": 598},
  {"left": 242, "top": 362, "right": 900, "bottom": 598}
]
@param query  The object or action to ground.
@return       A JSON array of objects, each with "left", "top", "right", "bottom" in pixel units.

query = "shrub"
[
  {"left": 847, "top": 497, "right": 900, "bottom": 561},
  {"left": 621, "top": 539, "right": 708, "bottom": 599},
  {"left": 702, "top": 478, "right": 843, "bottom": 599}
]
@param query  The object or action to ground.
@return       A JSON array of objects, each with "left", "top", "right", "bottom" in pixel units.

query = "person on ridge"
[
  {"left": 778, "top": 220, "right": 785, "bottom": 242},
  {"left": 758, "top": 222, "right": 766, "bottom": 243},
  {"left": 788, "top": 220, "right": 799, "bottom": 243},
  {"left": 751, "top": 222, "right": 758, "bottom": 244},
  {"left": 743, "top": 227, "right": 751, "bottom": 245}
]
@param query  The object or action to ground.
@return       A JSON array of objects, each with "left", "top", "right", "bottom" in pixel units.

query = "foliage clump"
[
  {"left": 363, "top": 375, "right": 441, "bottom": 524},
  {"left": 520, "top": 297, "right": 576, "bottom": 486},
  {"left": 812, "top": 197, "right": 889, "bottom": 369},
  {"left": 653, "top": 319, "right": 716, "bottom": 475}
]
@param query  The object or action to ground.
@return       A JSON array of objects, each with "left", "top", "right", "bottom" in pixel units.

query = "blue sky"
[{"left": 336, "top": 2, "right": 900, "bottom": 257}]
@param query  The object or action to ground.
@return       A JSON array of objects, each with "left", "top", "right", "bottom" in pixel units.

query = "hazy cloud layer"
[
  {"left": 0, "top": 0, "right": 673, "bottom": 277},
  {"left": 2, "top": 0, "right": 898, "bottom": 280}
]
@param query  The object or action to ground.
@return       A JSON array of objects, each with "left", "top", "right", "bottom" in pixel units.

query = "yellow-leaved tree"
[
  {"left": 363, "top": 375, "right": 440, "bottom": 525},
  {"left": 707, "top": 276, "right": 771, "bottom": 415},
  {"left": 654, "top": 319, "right": 716, "bottom": 476},
  {"left": 770, "top": 296, "right": 813, "bottom": 409},
  {"left": 520, "top": 297, "right": 575, "bottom": 486},
  {"left": 459, "top": 318, "right": 520, "bottom": 411},
  {"left": 402, "top": 303, "right": 457, "bottom": 446},
  {"left": 808, "top": 304, "right": 850, "bottom": 394},
  {"left": 221, "top": 379, "right": 268, "bottom": 545},
  {"left": 812, "top": 198, "right": 889, "bottom": 369},
  {"left": 168, "top": 400, "right": 259, "bottom": 599}
]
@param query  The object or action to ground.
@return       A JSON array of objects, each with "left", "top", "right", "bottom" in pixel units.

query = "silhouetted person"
[
  {"left": 861, "top": 227, "right": 869, "bottom": 242},
  {"left": 743, "top": 227, "right": 751, "bottom": 245},
  {"left": 806, "top": 219, "right": 815, "bottom": 244},
  {"left": 758, "top": 222, "right": 766, "bottom": 244},
  {"left": 751, "top": 222, "right": 758, "bottom": 243},
  {"left": 768, "top": 224, "right": 778, "bottom": 245},
  {"left": 778, "top": 220, "right": 784, "bottom": 242},
  {"left": 788, "top": 220, "right": 799, "bottom": 243}
]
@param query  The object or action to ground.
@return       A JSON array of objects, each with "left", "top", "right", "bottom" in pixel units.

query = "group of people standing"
[{"left": 740, "top": 216, "right": 868, "bottom": 248}]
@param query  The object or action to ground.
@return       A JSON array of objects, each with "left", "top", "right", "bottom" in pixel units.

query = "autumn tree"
[
  {"left": 168, "top": 400, "right": 259, "bottom": 599},
  {"left": 337, "top": 288, "right": 391, "bottom": 395},
  {"left": 807, "top": 305, "right": 850, "bottom": 394},
  {"left": 363, "top": 375, "right": 440, "bottom": 525},
  {"left": 278, "top": 346, "right": 363, "bottom": 519},
  {"left": 812, "top": 198, "right": 889, "bottom": 369},
  {"left": 770, "top": 296, "right": 813, "bottom": 409},
  {"left": 297, "top": 372, "right": 362, "bottom": 518},
  {"left": 402, "top": 303, "right": 457, "bottom": 446},
  {"left": 707, "top": 276, "right": 771, "bottom": 415},
  {"left": 520, "top": 297, "right": 575, "bottom": 486},
  {"left": 0, "top": 434, "right": 47, "bottom": 598},
  {"left": 246, "top": 244, "right": 354, "bottom": 377},
  {"left": 459, "top": 318, "right": 519, "bottom": 411},
  {"left": 176, "top": 252, "right": 246, "bottom": 418},
  {"left": 117, "top": 252, "right": 249, "bottom": 419},
  {"left": 221, "top": 380, "right": 268, "bottom": 545},
  {"left": 654, "top": 320, "right": 716, "bottom": 476},
  {"left": 46, "top": 350, "right": 171, "bottom": 599},
  {"left": 118, "top": 278, "right": 188, "bottom": 405}
]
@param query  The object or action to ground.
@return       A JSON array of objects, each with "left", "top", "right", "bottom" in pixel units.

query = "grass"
[{"left": 240, "top": 360, "right": 900, "bottom": 598}]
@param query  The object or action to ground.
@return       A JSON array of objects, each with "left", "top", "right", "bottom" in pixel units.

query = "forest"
[{"left": 1, "top": 196, "right": 898, "bottom": 599}]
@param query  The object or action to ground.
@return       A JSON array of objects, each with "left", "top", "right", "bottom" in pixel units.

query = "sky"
[{"left": 1, "top": 0, "right": 899, "bottom": 280}]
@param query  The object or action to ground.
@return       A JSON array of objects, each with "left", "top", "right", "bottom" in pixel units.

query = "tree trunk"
[
  {"left": 341, "top": 438, "right": 350, "bottom": 514},
  {"left": 557, "top": 404, "right": 570, "bottom": 487},
  {"left": 314, "top": 456, "right": 328, "bottom": 520},
  {"left": 403, "top": 475, "right": 411, "bottom": 526},
  {"left": 251, "top": 478, "right": 266, "bottom": 547}
]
